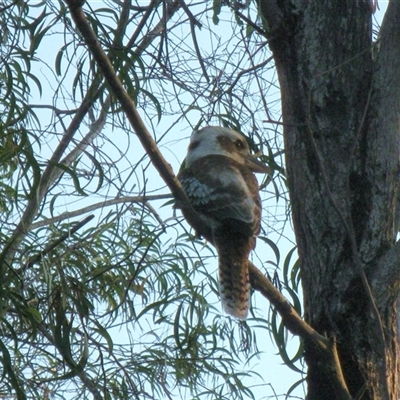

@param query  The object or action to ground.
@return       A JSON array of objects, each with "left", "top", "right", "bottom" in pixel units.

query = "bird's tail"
[{"left": 215, "top": 233, "right": 253, "bottom": 319}]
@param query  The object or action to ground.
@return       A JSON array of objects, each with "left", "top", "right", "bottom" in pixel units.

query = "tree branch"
[
  {"left": 0, "top": 0, "right": 184, "bottom": 274},
  {"left": 249, "top": 262, "right": 352, "bottom": 400},
  {"left": 0, "top": 90, "right": 95, "bottom": 272},
  {"left": 64, "top": 0, "right": 210, "bottom": 238},
  {"left": 303, "top": 84, "right": 390, "bottom": 399},
  {"left": 253, "top": 0, "right": 283, "bottom": 36},
  {"left": 126, "top": 0, "right": 161, "bottom": 49},
  {"left": 130, "top": 0, "right": 181, "bottom": 54},
  {"left": 0, "top": 0, "right": 18, "bottom": 13},
  {"left": 30, "top": 194, "right": 172, "bottom": 230},
  {"left": 63, "top": 2, "right": 353, "bottom": 398},
  {"left": 180, "top": 0, "right": 209, "bottom": 83}
]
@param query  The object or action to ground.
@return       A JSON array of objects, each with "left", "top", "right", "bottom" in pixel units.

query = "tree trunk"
[{"left": 257, "top": 1, "right": 400, "bottom": 398}]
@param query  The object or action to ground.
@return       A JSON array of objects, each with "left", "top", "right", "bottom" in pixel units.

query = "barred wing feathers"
[{"left": 178, "top": 155, "right": 261, "bottom": 237}]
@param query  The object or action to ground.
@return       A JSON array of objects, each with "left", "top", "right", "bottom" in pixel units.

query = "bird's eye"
[{"left": 235, "top": 140, "right": 245, "bottom": 150}]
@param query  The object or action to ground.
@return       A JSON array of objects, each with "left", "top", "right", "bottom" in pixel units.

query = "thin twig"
[
  {"left": 29, "top": 104, "right": 78, "bottom": 115},
  {"left": 132, "top": 0, "right": 181, "bottom": 55},
  {"left": 126, "top": 0, "right": 160, "bottom": 49},
  {"left": 180, "top": 0, "right": 209, "bottom": 82},
  {"left": 234, "top": 10, "right": 268, "bottom": 37},
  {"left": 0, "top": 0, "right": 18, "bottom": 13},
  {"left": 241, "top": 31, "right": 272, "bottom": 121},
  {"left": 226, "top": 57, "right": 273, "bottom": 95},
  {"left": 30, "top": 194, "right": 172, "bottom": 230}
]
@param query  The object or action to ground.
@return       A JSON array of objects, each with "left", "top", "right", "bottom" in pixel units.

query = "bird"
[{"left": 178, "top": 126, "right": 270, "bottom": 319}]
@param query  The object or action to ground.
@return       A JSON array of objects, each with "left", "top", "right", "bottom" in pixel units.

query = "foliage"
[{"left": 0, "top": 1, "right": 300, "bottom": 399}]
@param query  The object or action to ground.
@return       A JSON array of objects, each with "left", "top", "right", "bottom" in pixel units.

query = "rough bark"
[{"left": 257, "top": 1, "right": 400, "bottom": 399}]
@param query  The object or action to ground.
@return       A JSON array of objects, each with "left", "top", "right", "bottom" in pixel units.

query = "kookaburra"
[{"left": 178, "top": 126, "right": 270, "bottom": 319}]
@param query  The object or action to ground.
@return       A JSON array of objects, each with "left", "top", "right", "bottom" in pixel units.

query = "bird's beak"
[{"left": 244, "top": 154, "right": 271, "bottom": 174}]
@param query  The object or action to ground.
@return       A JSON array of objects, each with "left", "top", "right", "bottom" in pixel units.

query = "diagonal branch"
[
  {"left": 0, "top": 92, "right": 95, "bottom": 272},
  {"left": 0, "top": 0, "right": 184, "bottom": 274},
  {"left": 30, "top": 194, "right": 172, "bottom": 230},
  {"left": 180, "top": 0, "right": 209, "bottom": 83},
  {"left": 64, "top": 0, "right": 208, "bottom": 236},
  {"left": 131, "top": 0, "right": 180, "bottom": 54},
  {"left": 63, "top": 2, "right": 352, "bottom": 399},
  {"left": 249, "top": 262, "right": 351, "bottom": 400}
]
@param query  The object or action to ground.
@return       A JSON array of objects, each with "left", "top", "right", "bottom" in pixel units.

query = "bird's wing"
[{"left": 178, "top": 155, "right": 261, "bottom": 237}]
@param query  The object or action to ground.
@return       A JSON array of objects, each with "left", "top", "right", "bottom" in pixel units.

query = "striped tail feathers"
[
  {"left": 219, "top": 257, "right": 250, "bottom": 319},
  {"left": 214, "top": 231, "right": 253, "bottom": 319}
]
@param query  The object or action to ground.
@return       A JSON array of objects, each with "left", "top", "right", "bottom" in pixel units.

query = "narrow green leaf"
[
  {"left": 246, "top": 23, "right": 254, "bottom": 38},
  {"left": 212, "top": 0, "right": 221, "bottom": 25},
  {"left": 93, "top": 320, "right": 114, "bottom": 353},
  {"left": 0, "top": 338, "right": 26, "bottom": 400},
  {"left": 49, "top": 162, "right": 88, "bottom": 196},
  {"left": 258, "top": 236, "right": 280, "bottom": 266},
  {"left": 286, "top": 377, "right": 306, "bottom": 399},
  {"left": 83, "top": 150, "right": 104, "bottom": 193},
  {"left": 141, "top": 88, "right": 162, "bottom": 123},
  {"left": 282, "top": 246, "right": 298, "bottom": 287},
  {"left": 55, "top": 44, "right": 70, "bottom": 76},
  {"left": 174, "top": 303, "right": 184, "bottom": 349}
]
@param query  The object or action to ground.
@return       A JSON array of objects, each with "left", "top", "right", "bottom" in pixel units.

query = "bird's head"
[{"left": 184, "top": 126, "right": 270, "bottom": 174}]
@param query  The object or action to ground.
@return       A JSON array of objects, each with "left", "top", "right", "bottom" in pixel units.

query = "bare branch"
[
  {"left": 30, "top": 194, "right": 172, "bottom": 229},
  {"left": 112, "top": 0, "right": 132, "bottom": 46},
  {"left": 180, "top": 0, "right": 209, "bottom": 82},
  {"left": 0, "top": 0, "right": 18, "bottom": 13},
  {"left": 0, "top": 0, "right": 184, "bottom": 271},
  {"left": 234, "top": 9, "right": 268, "bottom": 37},
  {"left": 126, "top": 0, "right": 161, "bottom": 49},
  {"left": 131, "top": 0, "right": 181, "bottom": 54},
  {"left": 249, "top": 262, "right": 352, "bottom": 400},
  {"left": 64, "top": 0, "right": 210, "bottom": 239},
  {"left": 63, "top": 3, "right": 352, "bottom": 399},
  {"left": 226, "top": 57, "right": 273, "bottom": 95},
  {"left": 29, "top": 104, "right": 78, "bottom": 115}
]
